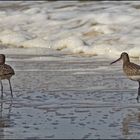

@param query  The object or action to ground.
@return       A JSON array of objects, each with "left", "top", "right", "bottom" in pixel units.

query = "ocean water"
[
  {"left": 0, "top": 1, "right": 140, "bottom": 139},
  {"left": 0, "top": 1, "right": 140, "bottom": 58}
]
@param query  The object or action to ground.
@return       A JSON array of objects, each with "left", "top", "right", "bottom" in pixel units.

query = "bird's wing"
[
  {"left": 0, "top": 64, "right": 15, "bottom": 76},
  {"left": 130, "top": 62, "right": 140, "bottom": 74}
]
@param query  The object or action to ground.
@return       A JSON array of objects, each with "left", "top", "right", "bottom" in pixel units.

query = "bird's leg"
[
  {"left": 8, "top": 79, "right": 13, "bottom": 98},
  {"left": 0, "top": 102, "right": 3, "bottom": 118},
  {"left": 136, "top": 81, "right": 140, "bottom": 102},
  {"left": 0, "top": 80, "right": 3, "bottom": 99},
  {"left": 7, "top": 99, "right": 13, "bottom": 118}
]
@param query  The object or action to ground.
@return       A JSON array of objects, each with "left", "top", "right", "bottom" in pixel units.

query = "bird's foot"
[
  {"left": 10, "top": 95, "right": 13, "bottom": 99},
  {"left": 1, "top": 95, "right": 3, "bottom": 99},
  {"left": 136, "top": 96, "right": 139, "bottom": 103}
]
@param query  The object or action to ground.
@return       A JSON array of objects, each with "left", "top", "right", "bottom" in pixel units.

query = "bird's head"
[
  {"left": 110, "top": 52, "right": 130, "bottom": 65},
  {"left": 0, "top": 54, "right": 5, "bottom": 65}
]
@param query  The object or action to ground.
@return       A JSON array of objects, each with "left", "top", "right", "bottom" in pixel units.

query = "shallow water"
[{"left": 0, "top": 52, "right": 139, "bottom": 139}]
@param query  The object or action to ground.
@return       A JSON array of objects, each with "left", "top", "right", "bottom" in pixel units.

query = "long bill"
[{"left": 110, "top": 57, "right": 121, "bottom": 65}]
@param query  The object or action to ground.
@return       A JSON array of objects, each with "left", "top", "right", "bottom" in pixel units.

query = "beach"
[{"left": 0, "top": 1, "right": 140, "bottom": 139}]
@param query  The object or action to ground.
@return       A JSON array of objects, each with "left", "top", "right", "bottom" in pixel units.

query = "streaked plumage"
[
  {"left": 0, "top": 64, "right": 15, "bottom": 79},
  {"left": 110, "top": 52, "right": 140, "bottom": 102},
  {"left": 0, "top": 54, "right": 15, "bottom": 98}
]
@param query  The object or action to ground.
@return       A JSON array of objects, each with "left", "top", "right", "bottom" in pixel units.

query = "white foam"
[
  {"left": 0, "top": 1, "right": 139, "bottom": 58},
  {"left": 52, "top": 36, "right": 91, "bottom": 54},
  {"left": 20, "top": 38, "right": 51, "bottom": 48},
  {"left": 0, "top": 29, "right": 31, "bottom": 46},
  {"left": 129, "top": 47, "right": 140, "bottom": 58}
]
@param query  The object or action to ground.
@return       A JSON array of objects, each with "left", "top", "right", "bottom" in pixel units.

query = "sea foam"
[{"left": 0, "top": 1, "right": 139, "bottom": 58}]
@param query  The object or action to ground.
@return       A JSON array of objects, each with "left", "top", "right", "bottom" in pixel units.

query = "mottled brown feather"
[
  {"left": 123, "top": 62, "right": 140, "bottom": 76},
  {"left": 0, "top": 64, "right": 15, "bottom": 80}
]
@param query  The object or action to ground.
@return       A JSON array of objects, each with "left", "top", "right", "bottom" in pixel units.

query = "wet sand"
[{"left": 0, "top": 51, "right": 140, "bottom": 139}]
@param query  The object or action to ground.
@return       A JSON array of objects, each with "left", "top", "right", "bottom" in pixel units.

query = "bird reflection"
[
  {"left": 0, "top": 100, "right": 13, "bottom": 139},
  {"left": 122, "top": 111, "right": 140, "bottom": 139}
]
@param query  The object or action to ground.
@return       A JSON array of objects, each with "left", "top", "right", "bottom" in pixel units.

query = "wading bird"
[
  {"left": 0, "top": 54, "right": 15, "bottom": 98},
  {"left": 110, "top": 52, "right": 140, "bottom": 102}
]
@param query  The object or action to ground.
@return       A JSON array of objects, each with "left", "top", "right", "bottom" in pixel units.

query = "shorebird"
[
  {"left": 110, "top": 52, "right": 140, "bottom": 102},
  {"left": 0, "top": 54, "right": 15, "bottom": 98}
]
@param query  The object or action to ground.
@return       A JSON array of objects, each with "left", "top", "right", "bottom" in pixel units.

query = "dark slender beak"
[{"left": 110, "top": 57, "right": 121, "bottom": 65}]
